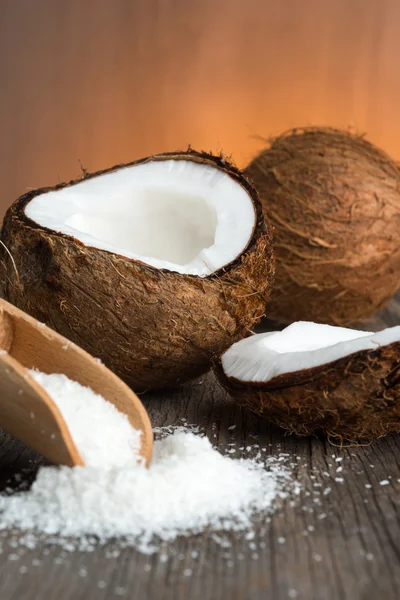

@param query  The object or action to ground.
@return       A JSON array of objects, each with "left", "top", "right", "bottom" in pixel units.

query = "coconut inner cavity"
[
  {"left": 25, "top": 159, "right": 256, "bottom": 276},
  {"left": 222, "top": 321, "right": 400, "bottom": 383}
]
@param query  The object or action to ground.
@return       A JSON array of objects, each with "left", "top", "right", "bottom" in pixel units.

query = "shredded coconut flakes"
[{"left": 0, "top": 373, "right": 295, "bottom": 555}]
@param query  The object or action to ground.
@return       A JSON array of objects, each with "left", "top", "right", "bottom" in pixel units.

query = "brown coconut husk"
[
  {"left": 216, "top": 342, "right": 400, "bottom": 444},
  {"left": 0, "top": 150, "right": 274, "bottom": 392},
  {"left": 245, "top": 127, "right": 400, "bottom": 326}
]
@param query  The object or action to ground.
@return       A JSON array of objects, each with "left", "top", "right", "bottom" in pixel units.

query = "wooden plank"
[{"left": 0, "top": 294, "right": 398, "bottom": 599}]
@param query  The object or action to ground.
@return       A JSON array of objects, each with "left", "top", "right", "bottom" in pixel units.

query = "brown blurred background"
[{"left": 1, "top": 0, "right": 399, "bottom": 218}]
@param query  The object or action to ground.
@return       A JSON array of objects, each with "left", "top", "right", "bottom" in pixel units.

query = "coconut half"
[
  {"left": 217, "top": 321, "right": 400, "bottom": 443},
  {"left": 1, "top": 150, "right": 274, "bottom": 391}
]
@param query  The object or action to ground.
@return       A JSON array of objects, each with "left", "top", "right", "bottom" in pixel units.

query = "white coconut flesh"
[
  {"left": 222, "top": 321, "right": 400, "bottom": 383},
  {"left": 25, "top": 160, "right": 256, "bottom": 277}
]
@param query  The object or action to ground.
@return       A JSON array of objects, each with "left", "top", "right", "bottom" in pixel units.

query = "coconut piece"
[
  {"left": 216, "top": 322, "right": 400, "bottom": 443},
  {"left": 0, "top": 150, "right": 274, "bottom": 391},
  {"left": 245, "top": 127, "right": 400, "bottom": 326}
]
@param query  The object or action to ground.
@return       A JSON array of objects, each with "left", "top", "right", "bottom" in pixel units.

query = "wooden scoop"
[{"left": 0, "top": 298, "right": 153, "bottom": 467}]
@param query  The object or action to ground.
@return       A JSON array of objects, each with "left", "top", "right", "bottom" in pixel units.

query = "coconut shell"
[
  {"left": 0, "top": 150, "right": 274, "bottom": 392},
  {"left": 216, "top": 342, "right": 400, "bottom": 444},
  {"left": 245, "top": 127, "right": 400, "bottom": 326}
]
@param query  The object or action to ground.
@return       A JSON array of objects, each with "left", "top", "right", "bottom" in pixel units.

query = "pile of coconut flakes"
[{"left": 0, "top": 372, "right": 297, "bottom": 555}]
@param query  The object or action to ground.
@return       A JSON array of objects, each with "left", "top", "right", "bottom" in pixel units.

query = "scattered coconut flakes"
[
  {"left": 366, "top": 553, "right": 374, "bottom": 561},
  {"left": 152, "top": 423, "right": 201, "bottom": 437},
  {"left": 379, "top": 480, "right": 390, "bottom": 486},
  {"left": 312, "top": 552, "right": 322, "bottom": 562},
  {"left": 115, "top": 587, "right": 126, "bottom": 596}
]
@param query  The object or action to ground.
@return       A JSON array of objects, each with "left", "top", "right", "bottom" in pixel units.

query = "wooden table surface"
[{"left": 0, "top": 295, "right": 399, "bottom": 600}]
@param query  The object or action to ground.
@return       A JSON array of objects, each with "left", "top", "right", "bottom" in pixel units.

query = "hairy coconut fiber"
[
  {"left": 0, "top": 151, "right": 274, "bottom": 392},
  {"left": 216, "top": 342, "right": 400, "bottom": 444},
  {"left": 245, "top": 127, "right": 400, "bottom": 326}
]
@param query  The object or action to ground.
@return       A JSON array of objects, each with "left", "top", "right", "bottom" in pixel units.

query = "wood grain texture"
[
  {"left": 2, "top": 0, "right": 400, "bottom": 217},
  {"left": 0, "top": 293, "right": 398, "bottom": 600}
]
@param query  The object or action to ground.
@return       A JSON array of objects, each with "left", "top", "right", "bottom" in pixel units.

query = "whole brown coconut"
[
  {"left": 0, "top": 150, "right": 274, "bottom": 391},
  {"left": 245, "top": 127, "right": 400, "bottom": 326},
  {"left": 216, "top": 339, "right": 400, "bottom": 444}
]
